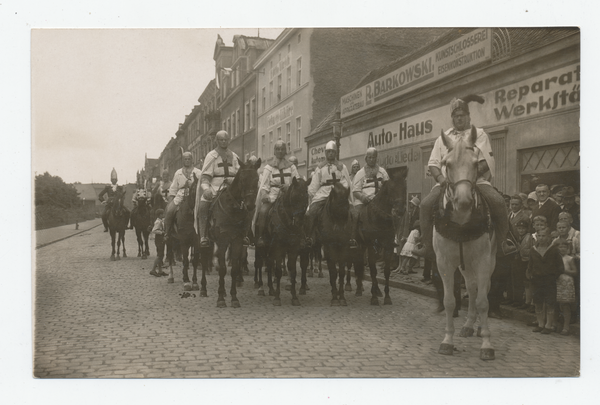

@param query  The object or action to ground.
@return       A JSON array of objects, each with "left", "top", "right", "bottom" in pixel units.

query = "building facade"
[
  {"left": 254, "top": 28, "right": 447, "bottom": 176},
  {"left": 308, "top": 28, "right": 580, "bottom": 203}
]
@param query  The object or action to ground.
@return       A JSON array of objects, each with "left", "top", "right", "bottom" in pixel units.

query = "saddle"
[{"left": 433, "top": 185, "right": 492, "bottom": 243}]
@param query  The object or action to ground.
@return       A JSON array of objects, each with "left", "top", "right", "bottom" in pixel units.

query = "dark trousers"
[
  {"left": 155, "top": 234, "right": 165, "bottom": 260},
  {"left": 511, "top": 258, "right": 527, "bottom": 305},
  {"left": 422, "top": 258, "right": 432, "bottom": 280},
  {"left": 488, "top": 255, "right": 511, "bottom": 311}
]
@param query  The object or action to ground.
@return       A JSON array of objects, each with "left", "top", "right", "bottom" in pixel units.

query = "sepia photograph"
[{"left": 4, "top": 1, "right": 598, "bottom": 404}]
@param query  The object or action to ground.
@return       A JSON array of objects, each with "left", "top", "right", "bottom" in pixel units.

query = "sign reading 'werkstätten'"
[{"left": 340, "top": 29, "right": 492, "bottom": 118}]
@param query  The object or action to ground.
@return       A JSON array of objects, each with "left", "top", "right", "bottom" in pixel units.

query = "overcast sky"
[{"left": 31, "top": 28, "right": 284, "bottom": 184}]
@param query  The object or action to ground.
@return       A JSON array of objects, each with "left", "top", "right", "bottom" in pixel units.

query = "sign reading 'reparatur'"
[{"left": 340, "top": 29, "right": 492, "bottom": 118}]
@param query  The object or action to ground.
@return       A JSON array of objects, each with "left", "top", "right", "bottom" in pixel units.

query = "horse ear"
[
  {"left": 440, "top": 129, "right": 454, "bottom": 151},
  {"left": 237, "top": 157, "right": 244, "bottom": 167},
  {"left": 254, "top": 158, "right": 262, "bottom": 170},
  {"left": 469, "top": 125, "right": 477, "bottom": 146},
  {"left": 292, "top": 176, "right": 297, "bottom": 186}
]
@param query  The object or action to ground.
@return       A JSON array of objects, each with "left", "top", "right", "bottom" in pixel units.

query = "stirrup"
[
  {"left": 349, "top": 239, "right": 358, "bottom": 249},
  {"left": 200, "top": 237, "right": 210, "bottom": 247}
]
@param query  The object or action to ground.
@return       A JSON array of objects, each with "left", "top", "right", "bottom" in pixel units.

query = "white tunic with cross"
[
  {"left": 199, "top": 149, "right": 241, "bottom": 202},
  {"left": 351, "top": 165, "right": 389, "bottom": 207},
  {"left": 308, "top": 161, "right": 352, "bottom": 205},
  {"left": 169, "top": 166, "right": 202, "bottom": 205},
  {"left": 259, "top": 163, "right": 300, "bottom": 203}
]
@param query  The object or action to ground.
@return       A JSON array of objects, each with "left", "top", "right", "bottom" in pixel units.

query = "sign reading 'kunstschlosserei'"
[{"left": 340, "top": 29, "right": 492, "bottom": 118}]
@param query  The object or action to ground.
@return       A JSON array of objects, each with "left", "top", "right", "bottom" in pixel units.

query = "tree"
[{"left": 35, "top": 172, "right": 81, "bottom": 208}]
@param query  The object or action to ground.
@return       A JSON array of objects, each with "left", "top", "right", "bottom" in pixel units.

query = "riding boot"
[
  {"left": 163, "top": 200, "right": 177, "bottom": 240},
  {"left": 198, "top": 200, "right": 211, "bottom": 247},
  {"left": 102, "top": 207, "right": 109, "bottom": 231},
  {"left": 419, "top": 185, "right": 442, "bottom": 260},
  {"left": 255, "top": 201, "right": 271, "bottom": 248}
]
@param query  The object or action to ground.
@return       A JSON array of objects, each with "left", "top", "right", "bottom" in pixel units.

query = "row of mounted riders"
[
  {"left": 103, "top": 158, "right": 406, "bottom": 310},
  {"left": 104, "top": 129, "right": 499, "bottom": 360}
]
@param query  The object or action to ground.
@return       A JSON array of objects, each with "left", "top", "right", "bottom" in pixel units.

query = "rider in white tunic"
[
  {"left": 163, "top": 152, "right": 202, "bottom": 240},
  {"left": 305, "top": 140, "right": 355, "bottom": 247},
  {"left": 194, "top": 130, "right": 241, "bottom": 247},
  {"left": 253, "top": 140, "right": 300, "bottom": 247}
]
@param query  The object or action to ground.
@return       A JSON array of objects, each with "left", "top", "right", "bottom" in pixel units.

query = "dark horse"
[
  {"left": 132, "top": 194, "right": 152, "bottom": 259},
  {"left": 108, "top": 186, "right": 130, "bottom": 261},
  {"left": 311, "top": 182, "right": 353, "bottom": 306},
  {"left": 352, "top": 173, "right": 406, "bottom": 305},
  {"left": 255, "top": 177, "right": 309, "bottom": 306},
  {"left": 166, "top": 174, "right": 200, "bottom": 291},
  {"left": 200, "top": 158, "right": 261, "bottom": 307}
]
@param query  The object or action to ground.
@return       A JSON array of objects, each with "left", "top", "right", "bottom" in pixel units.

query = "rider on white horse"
[
  {"left": 420, "top": 95, "right": 509, "bottom": 259},
  {"left": 304, "top": 140, "right": 355, "bottom": 248},
  {"left": 164, "top": 151, "right": 202, "bottom": 241},
  {"left": 194, "top": 130, "right": 242, "bottom": 248},
  {"left": 253, "top": 140, "right": 301, "bottom": 248}
]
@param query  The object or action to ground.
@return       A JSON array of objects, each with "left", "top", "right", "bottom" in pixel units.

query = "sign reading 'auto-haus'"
[{"left": 340, "top": 29, "right": 492, "bottom": 118}]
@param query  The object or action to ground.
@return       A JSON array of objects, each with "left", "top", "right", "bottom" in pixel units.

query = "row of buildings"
[{"left": 143, "top": 27, "right": 580, "bottom": 202}]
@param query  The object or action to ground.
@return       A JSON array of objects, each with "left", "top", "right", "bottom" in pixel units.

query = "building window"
[
  {"left": 296, "top": 57, "right": 302, "bottom": 87},
  {"left": 277, "top": 74, "right": 282, "bottom": 103},
  {"left": 231, "top": 113, "right": 236, "bottom": 137},
  {"left": 236, "top": 109, "right": 240, "bottom": 137},
  {"left": 288, "top": 43, "right": 291, "bottom": 53},
  {"left": 250, "top": 98, "right": 256, "bottom": 129},
  {"left": 285, "top": 122, "right": 291, "bottom": 151},
  {"left": 227, "top": 117, "right": 231, "bottom": 135},
  {"left": 277, "top": 126, "right": 282, "bottom": 141},
  {"left": 295, "top": 116, "right": 302, "bottom": 149},
  {"left": 286, "top": 66, "right": 292, "bottom": 96},
  {"left": 269, "top": 131, "right": 274, "bottom": 155},
  {"left": 244, "top": 102, "right": 250, "bottom": 132},
  {"left": 261, "top": 135, "right": 266, "bottom": 158},
  {"left": 269, "top": 81, "right": 273, "bottom": 107},
  {"left": 261, "top": 87, "right": 266, "bottom": 112}
]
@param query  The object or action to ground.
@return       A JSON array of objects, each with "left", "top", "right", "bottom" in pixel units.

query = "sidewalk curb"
[
  {"left": 358, "top": 271, "right": 580, "bottom": 337},
  {"left": 36, "top": 223, "right": 103, "bottom": 250}
]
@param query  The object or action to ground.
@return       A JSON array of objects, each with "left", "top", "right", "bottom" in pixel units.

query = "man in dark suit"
[
  {"left": 508, "top": 194, "right": 530, "bottom": 236},
  {"left": 531, "top": 184, "right": 561, "bottom": 231},
  {"left": 562, "top": 187, "right": 580, "bottom": 231}
]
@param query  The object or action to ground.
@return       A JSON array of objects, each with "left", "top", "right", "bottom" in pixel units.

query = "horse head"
[
  {"left": 112, "top": 186, "right": 125, "bottom": 214},
  {"left": 372, "top": 171, "right": 407, "bottom": 219},
  {"left": 230, "top": 157, "right": 261, "bottom": 211},
  {"left": 326, "top": 182, "right": 350, "bottom": 225},
  {"left": 284, "top": 177, "right": 309, "bottom": 227},
  {"left": 440, "top": 126, "right": 479, "bottom": 213}
]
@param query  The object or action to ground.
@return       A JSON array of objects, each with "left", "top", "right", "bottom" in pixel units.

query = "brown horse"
[
  {"left": 352, "top": 173, "right": 407, "bottom": 305},
  {"left": 108, "top": 186, "right": 129, "bottom": 261},
  {"left": 200, "top": 158, "right": 261, "bottom": 308},
  {"left": 433, "top": 127, "right": 497, "bottom": 360},
  {"left": 131, "top": 194, "right": 152, "bottom": 259}
]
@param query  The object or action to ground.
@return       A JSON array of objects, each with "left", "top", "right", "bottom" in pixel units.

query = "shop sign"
[
  {"left": 308, "top": 142, "right": 328, "bottom": 168},
  {"left": 340, "top": 28, "right": 491, "bottom": 118},
  {"left": 375, "top": 147, "right": 421, "bottom": 168},
  {"left": 266, "top": 101, "right": 294, "bottom": 129},
  {"left": 476, "top": 63, "right": 580, "bottom": 124}
]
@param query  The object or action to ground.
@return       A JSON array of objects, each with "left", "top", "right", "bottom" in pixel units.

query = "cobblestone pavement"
[{"left": 34, "top": 226, "right": 580, "bottom": 378}]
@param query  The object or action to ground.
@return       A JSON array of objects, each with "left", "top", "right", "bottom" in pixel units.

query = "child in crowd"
[
  {"left": 149, "top": 209, "right": 167, "bottom": 277},
  {"left": 394, "top": 221, "right": 421, "bottom": 276},
  {"left": 531, "top": 215, "right": 547, "bottom": 237},
  {"left": 527, "top": 227, "right": 564, "bottom": 334},
  {"left": 512, "top": 219, "right": 533, "bottom": 309},
  {"left": 556, "top": 240, "right": 577, "bottom": 335}
]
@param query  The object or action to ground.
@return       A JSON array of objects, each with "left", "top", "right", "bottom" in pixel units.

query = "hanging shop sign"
[{"left": 340, "top": 28, "right": 492, "bottom": 118}]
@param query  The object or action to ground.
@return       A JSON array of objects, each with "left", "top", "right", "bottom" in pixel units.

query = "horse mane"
[{"left": 325, "top": 182, "right": 350, "bottom": 225}]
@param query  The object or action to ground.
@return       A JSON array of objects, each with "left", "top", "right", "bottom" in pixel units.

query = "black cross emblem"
[
  {"left": 218, "top": 159, "right": 233, "bottom": 177},
  {"left": 324, "top": 172, "right": 341, "bottom": 186},
  {"left": 365, "top": 177, "right": 383, "bottom": 193},
  {"left": 273, "top": 169, "right": 291, "bottom": 184}
]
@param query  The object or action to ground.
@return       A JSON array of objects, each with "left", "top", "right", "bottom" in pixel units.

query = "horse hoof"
[
  {"left": 116, "top": 255, "right": 121, "bottom": 261},
  {"left": 232, "top": 301, "right": 241, "bottom": 308},
  {"left": 345, "top": 284, "right": 352, "bottom": 292},
  {"left": 438, "top": 343, "right": 454, "bottom": 356},
  {"left": 110, "top": 255, "right": 115, "bottom": 261},
  {"left": 331, "top": 299, "right": 340, "bottom": 306},
  {"left": 217, "top": 300, "right": 227, "bottom": 308},
  {"left": 477, "top": 327, "right": 482, "bottom": 337},
  {"left": 480, "top": 348, "right": 495, "bottom": 361},
  {"left": 142, "top": 255, "right": 147, "bottom": 260},
  {"left": 459, "top": 327, "right": 475, "bottom": 337},
  {"left": 200, "top": 291, "right": 208, "bottom": 297},
  {"left": 137, "top": 253, "right": 141, "bottom": 257},
  {"left": 285, "top": 284, "right": 291, "bottom": 291},
  {"left": 339, "top": 299, "right": 347, "bottom": 306},
  {"left": 299, "top": 288, "right": 306, "bottom": 295},
  {"left": 268, "top": 290, "right": 275, "bottom": 297},
  {"left": 307, "top": 272, "right": 313, "bottom": 278},
  {"left": 273, "top": 298, "right": 281, "bottom": 306},
  {"left": 184, "top": 284, "right": 192, "bottom": 291},
  {"left": 370, "top": 297, "right": 379, "bottom": 306},
  {"left": 236, "top": 281, "right": 243, "bottom": 288},
  {"left": 305, "top": 285, "right": 310, "bottom": 291},
  {"left": 258, "top": 289, "right": 265, "bottom": 296},
  {"left": 123, "top": 253, "right": 127, "bottom": 258},
  {"left": 292, "top": 298, "right": 301, "bottom": 306},
  {"left": 167, "top": 278, "right": 174, "bottom": 284},
  {"left": 192, "top": 283, "right": 200, "bottom": 291},
  {"left": 383, "top": 297, "right": 392, "bottom": 305}
]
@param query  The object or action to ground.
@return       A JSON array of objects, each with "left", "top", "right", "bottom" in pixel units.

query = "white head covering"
[
  {"left": 111, "top": 168, "right": 118, "bottom": 181},
  {"left": 351, "top": 159, "right": 359, "bottom": 166},
  {"left": 325, "top": 140, "right": 337, "bottom": 151}
]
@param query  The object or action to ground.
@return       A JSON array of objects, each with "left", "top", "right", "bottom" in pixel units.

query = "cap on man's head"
[
  {"left": 410, "top": 196, "right": 420, "bottom": 207},
  {"left": 325, "top": 140, "right": 337, "bottom": 151},
  {"left": 288, "top": 155, "right": 298, "bottom": 164},
  {"left": 563, "top": 186, "right": 576, "bottom": 198},
  {"left": 527, "top": 191, "right": 538, "bottom": 202},
  {"left": 351, "top": 159, "right": 359, "bottom": 166},
  {"left": 216, "top": 130, "right": 229, "bottom": 138},
  {"left": 516, "top": 219, "right": 530, "bottom": 228},
  {"left": 450, "top": 94, "right": 485, "bottom": 116},
  {"left": 182, "top": 151, "right": 192, "bottom": 158}
]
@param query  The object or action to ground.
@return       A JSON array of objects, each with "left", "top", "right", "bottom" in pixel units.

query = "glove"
[
  {"left": 202, "top": 189, "right": 214, "bottom": 200},
  {"left": 261, "top": 196, "right": 270, "bottom": 204},
  {"left": 436, "top": 175, "right": 448, "bottom": 187}
]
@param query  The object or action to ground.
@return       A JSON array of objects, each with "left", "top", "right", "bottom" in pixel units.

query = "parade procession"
[{"left": 33, "top": 27, "right": 581, "bottom": 379}]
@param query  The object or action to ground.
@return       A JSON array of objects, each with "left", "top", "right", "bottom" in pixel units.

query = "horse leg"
[
  {"left": 326, "top": 250, "right": 339, "bottom": 306},
  {"left": 144, "top": 231, "right": 150, "bottom": 258},
  {"left": 317, "top": 245, "right": 324, "bottom": 278},
  {"left": 272, "top": 247, "right": 282, "bottom": 306},
  {"left": 368, "top": 246, "right": 381, "bottom": 305},
  {"left": 288, "top": 250, "right": 300, "bottom": 306},
  {"left": 267, "top": 256, "right": 275, "bottom": 297},
  {"left": 475, "top": 248, "right": 496, "bottom": 360},
  {"left": 109, "top": 230, "right": 116, "bottom": 260},
  {"left": 136, "top": 229, "right": 142, "bottom": 257},
  {"left": 216, "top": 244, "right": 227, "bottom": 308},
  {"left": 200, "top": 245, "right": 209, "bottom": 296},
  {"left": 459, "top": 272, "right": 479, "bottom": 338},
  {"left": 383, "top": 247, "right": 393, "bottom": 305},
  {"left": 167, "top": 245, "right": 175, "bottom": 284},
  {"left": 182, "top": 245, "right": 191, "bottom": 291},
  {"left": 353, "top": 247, "right": 364, "bottom": 297},
  {"left": 116, "top": 231, "right": 122, "bottom": 260},
  {"left": 191, "top": 245, "right": 199, "bottom": 291},
  {"left": 229, "top": 240, "right": 242, "bottom": 308},
  {"left": 337, "top": 256, "right": 347, "bottom": 306},
  {"left": 121, "top": 231, "right": 127, "bottom": 258},
  {"left": 437, "top": 253, "right": 458, "bottom": 356},
  {"left": 299, "top": 248, "right": 309, "bottom": 295}
]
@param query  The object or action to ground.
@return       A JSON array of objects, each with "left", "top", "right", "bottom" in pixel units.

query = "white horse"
[{"left": 433, "top": 127, "right": 497, "bottom": 361}]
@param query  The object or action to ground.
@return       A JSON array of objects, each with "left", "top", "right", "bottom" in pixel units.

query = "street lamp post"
[{"left": 331, "top": 111, "right": 342, "bottom": 161}]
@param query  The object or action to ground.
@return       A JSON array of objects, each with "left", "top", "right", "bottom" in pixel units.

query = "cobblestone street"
[{"left": 33, "top": 226, "right": 580, "bottom": 379}]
